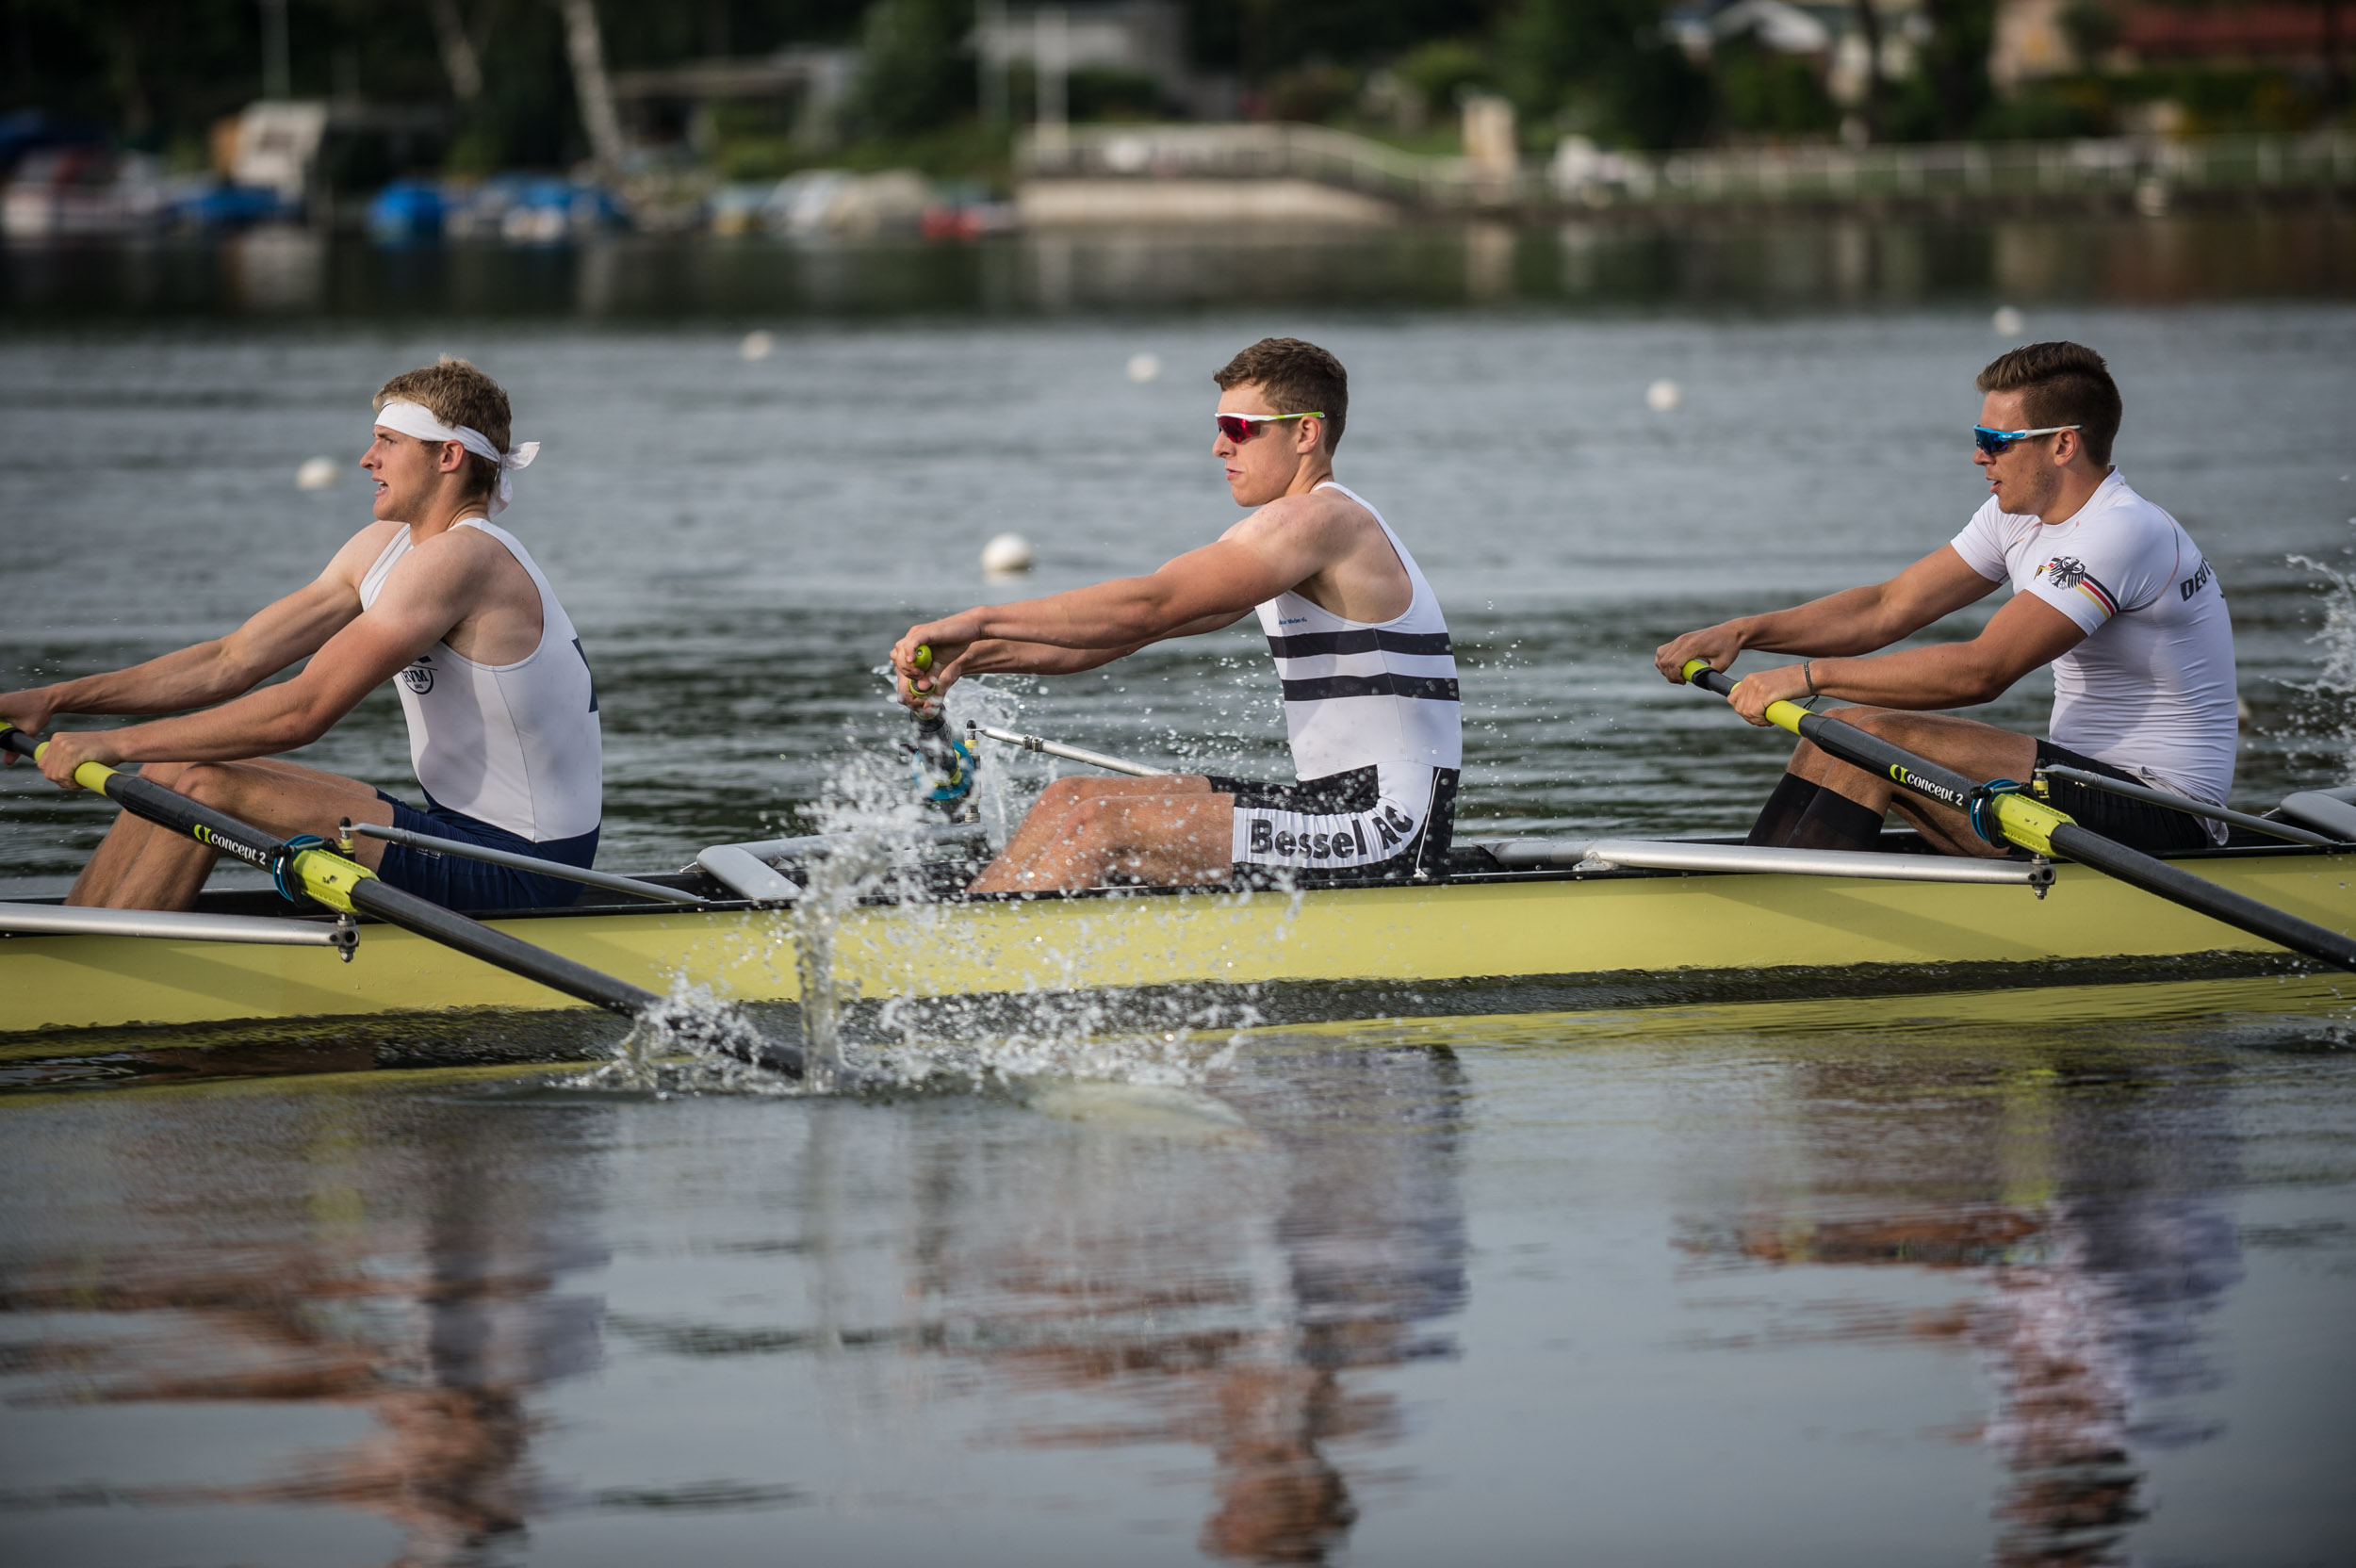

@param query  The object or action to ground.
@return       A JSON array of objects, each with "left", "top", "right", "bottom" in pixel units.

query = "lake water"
[{"left": 3, "top": 214, "right": 2355, "bottom": 1564}]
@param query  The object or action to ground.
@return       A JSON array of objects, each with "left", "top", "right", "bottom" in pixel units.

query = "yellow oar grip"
[
  {"left": 912, "top": 645, "right": 933, "bottom": 673},
  {"left": 1678, "top": 659, "right": 1809, "bottom": 738},
  {"left": 5, "top": 724, "right": 125, "bottom": 798},
  {"left": 3, "top": 721, "right": 375, "bottom": 910}
]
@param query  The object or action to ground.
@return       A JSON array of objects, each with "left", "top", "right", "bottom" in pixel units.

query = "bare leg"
[
  {"left": 1783, "top": 707, "right": 2040, "bottom": 858},
  {"left": 973, "top": 774, "right": 1230, "bottom": 893},
  {"left": 69, "top": 758, "right": 399, "bottom": 910}
]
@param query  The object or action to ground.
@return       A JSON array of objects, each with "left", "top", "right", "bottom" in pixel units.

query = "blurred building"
[
  {"left": 1992, "top": 0, "right": 2349, "bottom": 88},
  {"left": 609, "top": 47, "right": 859, "bottom": 155},
  {"left": 973, "top": 1, "right": 1235, "bottom": 123}
]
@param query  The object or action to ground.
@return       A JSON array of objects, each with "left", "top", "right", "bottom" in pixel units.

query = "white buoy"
[
  {"left": 1645, "top": 378, "right": 1682, "bottom": 413},
  {"left": 1125, "top": 351, "right": 1162, "bottom": 384},
  {"left": 1991, "top": 305, "right": 2025, "bottom": 337},
  {"left": 295, "top": 456, "right": 340, "bottom": 491},
  {"left": 980, "top": 532, "right": 1036, "bottom": 575},
  {"left": 740, "top": 329, "right": 776, "bottom": 362}
]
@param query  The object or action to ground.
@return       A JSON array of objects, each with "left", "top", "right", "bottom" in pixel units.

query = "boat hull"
[{"left": 6, "top": 848, "right": 2354, "bottom": 1036}]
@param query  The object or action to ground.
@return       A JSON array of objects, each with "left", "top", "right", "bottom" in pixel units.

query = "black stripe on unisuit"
[
  {"left": 1265, "top": 629, "right": 1456, "bottom": 659},
  {"left": 1279, "top": 674, "right": 1462, "bottom": 703}
]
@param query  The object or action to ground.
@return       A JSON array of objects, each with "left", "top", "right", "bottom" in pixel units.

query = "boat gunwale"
[{"left": 4, "top": 833, "right": 2348, "bottom": 928}]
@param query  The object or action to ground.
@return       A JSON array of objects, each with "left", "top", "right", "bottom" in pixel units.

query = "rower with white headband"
[{"left": 1, "top": 356, "right": 606, "bottom": 915}]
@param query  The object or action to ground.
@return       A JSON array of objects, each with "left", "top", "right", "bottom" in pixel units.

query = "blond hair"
[{"left": 373, "top": 357, "right": 514, "bottom": 500}]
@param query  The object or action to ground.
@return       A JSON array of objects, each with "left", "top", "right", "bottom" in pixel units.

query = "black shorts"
[
  {"left": 1203, "top": 761, "right": 1459, "bottom": 886},
  {"left": 2032, "top": 741, "right": 2216, "bottom": 855}
]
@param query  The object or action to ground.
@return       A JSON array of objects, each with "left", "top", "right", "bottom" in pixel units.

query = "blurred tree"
[
  {"left": 1185, "top": 0, "right": 1501, "bottom": 82},
  {"left": 1394, "top": 37, "right": 1492, "bottom": 120},
  {"left": 1914, "top": 0, "right": 1994, "bottom": 137},
  {"left": 853, "top": 0, "right": 971, "bottom": 135},
  {"left": 1499, "top": 0, "right": 1713, "bottom": 147},
  {"left": 1712, "top": 38, "right": 1839, "bottom": 134}
]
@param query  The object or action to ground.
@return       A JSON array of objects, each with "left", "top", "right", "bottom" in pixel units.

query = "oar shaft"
[
  {"left": 1679, "top": 663, "right": 2356, "bottom": 972},
  {"left": 344, "top": 877, "right": 659, "bottom": 1014},
  {"left": 5, "top": 726, "right": 289, "bottom": 875},
  {"left": 969, "top": 724, "right": 1169, "bottom": 778},
  {"left": 2, "top": 724, "right": 660, "bottom": 1016}
]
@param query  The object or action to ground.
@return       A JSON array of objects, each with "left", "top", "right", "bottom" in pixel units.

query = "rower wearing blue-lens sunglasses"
[{"left": 1973, "top": 422, "right": 2082, "bottom": 457}]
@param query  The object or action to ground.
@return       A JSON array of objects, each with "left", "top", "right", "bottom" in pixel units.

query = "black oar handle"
[
  {"left": 3, "top": 724, "right": 666, "bottom": 1019},
  {"left": 1682, "top": 662, "right": 2356, "bottom": 972},
  {"left": 1690, "top": 665, "right": 1988, "bottom": 809},
  {"left": 6, "top": 725, "right": 293, "bottom": 875}
]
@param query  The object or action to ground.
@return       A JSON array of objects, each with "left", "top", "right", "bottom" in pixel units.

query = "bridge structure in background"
[{"left": 1015, "top": 122, "right": 2356, "bottom": 223}]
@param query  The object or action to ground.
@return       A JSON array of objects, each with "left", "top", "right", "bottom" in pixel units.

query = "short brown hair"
[
  {"left": 374, "top": 357, "right": 514, "bottom": 500},
  {"left": 1214, "top": 337, "right": 1348, "bottom": 453},
  {"left": 1975, "top": 340, "right": 2122, "bottom": 466}
]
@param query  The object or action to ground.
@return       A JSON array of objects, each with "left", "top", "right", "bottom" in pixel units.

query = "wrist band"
[{"left": 1803, "top": 661, "right": 1817, "bottom": 695}]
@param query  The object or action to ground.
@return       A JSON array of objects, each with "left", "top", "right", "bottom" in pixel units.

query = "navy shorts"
[{"left": 372, "top": 791, "right": 601, "bottom": 913}]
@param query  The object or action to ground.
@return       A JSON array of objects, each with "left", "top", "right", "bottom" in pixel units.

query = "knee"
[
  {"left": 168, "top": 761, "right": 236, "bottom": 807},
  {"left": 1065, "top": 797, "right": 1123, "bottom": 844}
]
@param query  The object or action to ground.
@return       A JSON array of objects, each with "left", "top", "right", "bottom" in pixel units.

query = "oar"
[
  {"left": 1677, "top": 661, "right": 2356, "bottom": 972},
  {"left": 907, "top": 645, "right": 1170, "bottom": 778},
  {"left": 1, "top": 723, "right": 660, "bottom": 1018},
  {"left": 905, "top": 645, "right": 976, "bottom": 822}
]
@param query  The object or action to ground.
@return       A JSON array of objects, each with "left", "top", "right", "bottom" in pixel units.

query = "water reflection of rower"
[
  {"left": 1685, "top": 1051, "right": 2240, "bottom": 1568},
  {"left": 2, "top": 1098, "right": 607, "bottom": 1566},
  {"left": 908, "top": 1044, "right": 1466, "bottom": 1564}
]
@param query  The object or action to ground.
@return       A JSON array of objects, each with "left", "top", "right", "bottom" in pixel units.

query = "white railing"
[
  {"left": 1017, "top": 122, "right": 2356, "bottom": 210},
  {"left": 1018, "top": 122, "right": 1497, "bottom": 205}
]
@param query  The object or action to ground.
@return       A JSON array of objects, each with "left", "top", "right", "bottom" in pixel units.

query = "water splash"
[
  {"left": 788, "top": 831, "right": 891, "bottom": 1093},
  {"left": 566, "top": 978, "right": 798, "bottom": 1098},
  {"left": 564, "top": 678, "right": 1298, "bottom": 1101},
  {"left": 2285, "top": 547, "right": 2356, "bottom": 782}
]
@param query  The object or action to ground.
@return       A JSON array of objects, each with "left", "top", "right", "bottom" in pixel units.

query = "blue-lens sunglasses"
[{"left": 1974, "top": 423, "right": 2081, "bottom": 457}]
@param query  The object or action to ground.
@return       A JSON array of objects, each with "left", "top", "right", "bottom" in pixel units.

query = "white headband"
[{"left": 372, "top": 399, "right": 540, "bottom": 517}]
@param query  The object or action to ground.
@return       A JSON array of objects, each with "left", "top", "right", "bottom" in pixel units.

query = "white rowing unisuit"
[
  {"left": 1949, "top": 468, "right": 2237, "bottom": 809},
  {"left": 358, "top": 517, "right": 603, "bottom": 842},
  {"left": 1233, "top": 482, "right": 1462, "bottom": 873}
]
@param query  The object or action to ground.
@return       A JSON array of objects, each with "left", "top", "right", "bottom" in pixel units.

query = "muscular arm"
[
  {"left": 893, "top": 501, "right": 1344, "bottom": 695},
  {"left": 0, "top": 523, "right": 399, "bottom": 738},
  {"left": 1, "top": 576, "right": 361, "bottom": 728},
  {"left": 30, "top": 531, "right": 482, "bottom": 786},
  {"left": 951, "top": 610, "right": 1254, "bottom": 679},
  {"left": 1725, "top": 590, "right": 2086, "bottom": 724},
  {"left": 1654, "top": 547, "right": 2003, "bottom": 682}
]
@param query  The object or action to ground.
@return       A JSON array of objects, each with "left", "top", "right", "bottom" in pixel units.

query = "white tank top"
[
  {"left": 358, "top": 518, "right": 602, "bottom": 841},
  {"left": 1254, "top": 482, "right": 1462, "bottom": 781}
]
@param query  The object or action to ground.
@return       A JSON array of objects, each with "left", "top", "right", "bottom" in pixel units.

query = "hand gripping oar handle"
[
  {"left": 0, "top": 724, "right": 661, "bottom": 1017},
  {"left": 906, "top": 645, "right": 975, "bottom": 819},
  {"left": 1677, "top": 661, "right": 2356, "bottom": 973}
]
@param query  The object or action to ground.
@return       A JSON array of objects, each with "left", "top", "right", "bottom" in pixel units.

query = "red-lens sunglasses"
[{"left": 1215, "top": 411, "right": 1323, "bottom": 443}]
